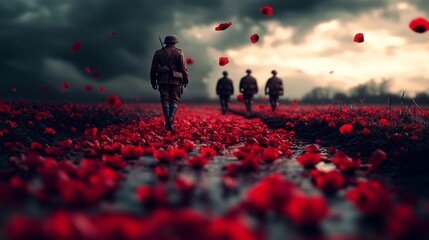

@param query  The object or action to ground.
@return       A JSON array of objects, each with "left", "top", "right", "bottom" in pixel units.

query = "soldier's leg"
[
  {"left": 269, "top": 95, "right": 276, "bottom": 111},
  {"left": 168, "top": 85, "right": 182, "bottom": 131},
  {"left": 158, "top": 85, "right": 171, "bottom": 129},
  {"left": 273, "top": 95, "right": 279, "bottom": 111},
  {"left": 219, "top": 96, "right": 224, "bottom": 113},
  {"left": 225, "top": 95, "right": 230, "bottom": 110}
]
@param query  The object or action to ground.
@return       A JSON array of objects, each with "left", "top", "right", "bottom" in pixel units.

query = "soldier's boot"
[
  {"left": 221, "top": 101, "right": 226, "bottom": 115},
  {"left": 245, "top": 102, "right": 252, "bottom": 117},
  {"left": 270, "top": 101, "right": 276, "bottom": 111},
  {"left": 168, "top": 103, "right": 178, "bottom": 132},
  {"left": 162, "top": 102, "right": 171, "bottom": 130}
]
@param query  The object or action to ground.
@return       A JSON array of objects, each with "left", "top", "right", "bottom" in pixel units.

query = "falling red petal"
[
  {"left": 215, "top": 22, "right": 232, "bottom": 31},
  {"left": 260, "top": 6, "right": 273, "bottom": 16},
  {"left": 186, "top": 58, "right": 194, "bottom": 65},
  {"left": 250, "top": 34, "right": 259, "bottom": 44},
  {"left": 70, "top": 41, "right": 81, "bottom": 53},
  {"left": 353, "top": 33, "right": 364, "bottom": 43},
  {"left": 409, "top": 17, "right": 429, "bottom": 33},
  {"left": 218, "top": 57, "right": 229, "bottom": 66}
]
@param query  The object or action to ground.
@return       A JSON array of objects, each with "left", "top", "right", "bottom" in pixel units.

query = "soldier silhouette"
[
  {"left": 265, "top": 70, "right": 284, "bottom": 111},
  {"left": 239, "top": 69, "right": 258, "bottom": 117},
  {"left": 216, "top": 71, "right": 234, "bottom": 114},
  {"left": 150, "top": 35, "right": 189, "bottom": 132}
]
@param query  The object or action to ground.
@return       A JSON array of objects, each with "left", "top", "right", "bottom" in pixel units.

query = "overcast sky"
[{"left": 0, "top": 0, "right": 428, "bottom": 102}]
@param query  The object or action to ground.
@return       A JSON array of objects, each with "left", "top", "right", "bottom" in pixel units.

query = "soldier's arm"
[
  {"left": 254, "top": 78, "right": 259, "bottom": 94},
  {"left": 178, "top": 51, "right": 189, "bottom": 85},
  {"left": 216, "top": 80, "right": 220, "bottom": 95},
  {"left": 265, "top": 79, "right": 270, "bottom": 95},
  {"left": 150, "top": 52, "right": 158, "bottom": 87},
  {"left": 239, "top": 79, "right": 244, "bottom": 93},
  {"left": 231, "top": 80, "right": 234, "bottom": 95}
]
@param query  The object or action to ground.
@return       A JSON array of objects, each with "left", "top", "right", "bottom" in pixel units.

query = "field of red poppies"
[{"left": 1, "top": 101, "right": 429, "bottom": 240}]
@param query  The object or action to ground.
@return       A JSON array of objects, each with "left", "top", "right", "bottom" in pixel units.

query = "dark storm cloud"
[{"left": 0, "top": 0, "right": 398, "bottom": 101}]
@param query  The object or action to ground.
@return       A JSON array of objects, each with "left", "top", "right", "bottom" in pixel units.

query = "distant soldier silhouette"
[
  {"left": 265, "top": 70, "right": 284, "bottom": 111},
  {"left": 150, "top": 35, "right": 189, "bottom": 132},
  {"left": 239, "top": 69, "right": 258, "bottom": 117},
  {"left": 216, "top": 71, "right": 234, "bottom": 114}
]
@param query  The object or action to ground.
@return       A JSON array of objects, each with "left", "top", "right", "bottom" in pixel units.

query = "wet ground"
[{"left": 0, "top": 102, "right": 428, "bottom": 239}]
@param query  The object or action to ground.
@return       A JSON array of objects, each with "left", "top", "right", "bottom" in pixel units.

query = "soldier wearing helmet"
[
  {"left": 239, "top": 69, "right": 258, "bottom": 117},
  {"left": 265, "top": 70, "right": 284, "bottom": 111},
  {"left": 216, "top": 71, "right": 234, "bottom": 114},
  {"left": 150, "top": 35, "right": 189, "bottom": 132}
]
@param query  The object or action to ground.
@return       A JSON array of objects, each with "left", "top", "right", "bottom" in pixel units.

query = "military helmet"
[
  {"left": 271, "top": 70, "right": 277, "bottom": 74},
  {"left": 222, "top": 71, "right": 228, "bottom": 76},
  {"left": 246, "top": 69, "right": 252, "bottom": 74},
  {"left": 163, "top": 35, "right": 179, "bottom": 44}
]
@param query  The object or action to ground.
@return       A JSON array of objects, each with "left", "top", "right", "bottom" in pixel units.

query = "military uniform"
[
  {"left": 216, "top": 71, "right": 234, "bottom": 114},
  {"left": 265, "top": 70, "right": 284, "bottom": 111},
  {"left": 239, "top": 69, "right": 258, "bottom": 116},
  {"left": 150, "top": 35, "right": 189, "bottom": 132}
]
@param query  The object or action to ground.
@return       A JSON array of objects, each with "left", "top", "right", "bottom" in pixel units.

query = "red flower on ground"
[
  {"left": 354, "top": 33, "right": 364, "bottom": 43},
  {"left": 309, "top": 169, "right": 345, "bottom": 192},
  {"left": 102, "top": 155, "right": 127, "bottom": 169},
  {"left": 187, "top": 155, "right": 209, "bottom": 169},
  {"left": 386, "top": 204, "right": 420, "bottom": 239},
  {"left": 346, "top": 180, "right": 392, "bottom": 216},
  {"left": 179, "top": 139, "right": 196, "bottom": 152},
  {"left": 219, "top": 57, "right": 229, "bottom": 66},
  {"left": 261, "top": 148, "right": 279, "bottom": 163},
  {"left": 237, "top": 94, "right": 244, "bottom": 103},
  {"left": 85, "top": 67, "right": 91, "bottom": 73},
  {"left": 379, "top": 118, "right": 390, "bottom": 127},
  {"left": 409, "top": 17, "right": 429, "bottom": 33},
  {"left": 70, "top": 40, "right": 81, "bottom": 53},
  {"left": 331, "top": 151, "right": 361, "bottom": 171},
  {"left": 106, "top": 95, "right": 122, "bottom": 107},
  {"left": 44, "top": 127, "right": 56, "bottom": 135},
  {"left": 200, "top": 146, "right": 216, "bottom": 157},
  {"left": 186, "top": 58, "right": 194, "bottom": 65},
  {"left": 215, "top": 22, "right": 232, "bottom": 31},
  {"left": 250, "top": 34, "right": 259, "bottom": 44},
  {"left": 246, "top": 173, "right": 295, "bottom": 213},
  {"left": 99, "top": 87, "right": 105, "bottom": 93},
  {"left": 296, "top": 153, "right": 321, "bottom": 167},
  {"left": 121, "top": 145, "right": 144, "bottom": 159},
  {"left": 260, "top": 6, "right": 273, "bottom": 16},
  {"left": 339, "top": 124, "right": 353, "bottom": 134},
  {"left": 30, "top": 142, "right": 43, "bottom": 151},
  {"left": 175, "top": 176, "right": 195, "bottom": 194},
  {"left": 291, "top": 99, "right": 298, "bottom": 105},
  {"left": 207, "top": 217, "right": 257, "bottom": 240},
  {"left": 170, "top": 148, "right": 188, "bottom": 159},
  {"left": 153, "top": 150, "right": 173, "bottom": 163},
  {"left": 135, "top": 184, "right": 167, "bottom": 207},
  {"left": 367, "top": 149, "right": 387, "bottom": 166},
  {"left": 284, "top": 193, "right": 328, "bottom": 226},
  {"left": 154, "top": 166, "right": 169, "bottom": 180}
]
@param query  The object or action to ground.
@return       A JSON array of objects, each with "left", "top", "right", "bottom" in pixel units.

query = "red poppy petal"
[
  {"left": 250, "top": 34, "right": 259, "bottom": 44},
  {"left": 409, "top": 17, "right": 429, "bottom": 33},
  {"left": 218, "top": 57, "right": 229, "bottom": 66},
  {"left": 70, "top": 41, "right": 81, "bottom": 53},
  {"left": 260, "top": 6, "right": 273, "bottom": 16},
  {"left": 353, "top": 33, "right": 364, "bottom": 43},
  {"left": 215, "top": 22, "right": 232, "bottom": 31}
]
